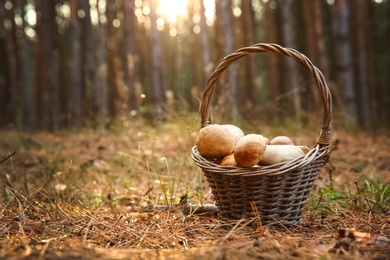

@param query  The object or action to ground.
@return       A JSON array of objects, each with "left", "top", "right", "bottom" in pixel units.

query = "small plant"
[
  {"left": 154, "top": 156, "right": 191, "bottom": 210},
  {"left": 321, "top": 185, "right": 345, "bottom": 201},
  {"left": 308, "top": 171, "right": 389, "bottom": 222},
  {"left": 352, "top": 171, "right": 390, "bottom": 214}
]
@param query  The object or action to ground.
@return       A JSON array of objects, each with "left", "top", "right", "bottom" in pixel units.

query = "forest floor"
[{"left": 0, "top": 116, "right": 389, "bottom": 259}]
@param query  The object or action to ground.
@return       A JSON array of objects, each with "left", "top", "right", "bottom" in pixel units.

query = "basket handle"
[{"left": 200, "top": 43, "right": 332, "bottom": 147}]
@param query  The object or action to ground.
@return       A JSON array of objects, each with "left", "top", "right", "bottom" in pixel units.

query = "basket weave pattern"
[{"left": 191, "top": 43, "right": 332, "bottom": 225}]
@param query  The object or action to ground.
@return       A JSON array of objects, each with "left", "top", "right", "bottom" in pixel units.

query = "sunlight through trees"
[{"left": 0, "top": 0, "right": 389, "bottom": 131}]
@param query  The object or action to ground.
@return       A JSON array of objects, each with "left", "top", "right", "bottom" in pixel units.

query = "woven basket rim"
[
  {"left": 199, "top": 43, "right": 332, "bottom": 147},
  {"left": 191, "top": 144, "right": 329, "bottom": 176}
]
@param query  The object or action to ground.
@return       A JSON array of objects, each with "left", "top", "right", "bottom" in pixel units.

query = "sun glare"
[{"left": 158, "top": 0, "right": 188, "bottom": 24}]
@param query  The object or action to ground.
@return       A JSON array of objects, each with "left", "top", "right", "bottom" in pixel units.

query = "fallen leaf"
[{"left": 338, "top": 228, "right": 390, "bottom": 248}]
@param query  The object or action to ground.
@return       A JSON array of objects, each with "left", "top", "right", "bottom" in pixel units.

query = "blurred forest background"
[{"left": 0, "top": 0, "right": 389, "bottom": 132}]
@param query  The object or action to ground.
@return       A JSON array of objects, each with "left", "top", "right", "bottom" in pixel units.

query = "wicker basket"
[{"left": 191, "top": 43, "right": 332, "bottom": 226}]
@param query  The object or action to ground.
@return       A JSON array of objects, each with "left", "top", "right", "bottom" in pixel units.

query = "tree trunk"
[
  {"left": 0, "top": 3, "right": 5, "bottom": 123},
  {"left": 57, "top": 17, "right": 70, "bottom": 128},
  {"left": 331, "top": 0, "right": 358, "bottom": 124},
  {"left": 106, "top": 0, "right": 121, "bottom": 119},
  {"left": 172, "top": 21, "right": 186, "bottom": 111},
  {"left": 365, "top": 0, "right": 379, "bottom": 130},
  {"left": 35, "top": 0, "right": 60, "bottom": 130},
  {"left": 352, "top": 0, "right": 372, "bottom": 131},
  {"left": 93, "top": 0, "right": 108, "bottom": 123},
  {"left": 79, "top": 0, "right": 95, "bottom": 124},
  {"left": 187, "top": 0, "right": 201, "bottom": 110},
  {"left": 20, "top": 0, "right": 36, "bottom": 130},
  {"left": 241, "top": 0, "right": 257, "bottom": 116},
  {"left": 280, "top": 0, "right": 301, "bottom": 119},
  {"left": 218, "top": 0, "right": 239, "bottom": 119},
  {"left": 380, "top": 1, "right": 390, "bottom": 127},
  {"left": 1, "top": 1, "right": 17, "bottom": 127},
  {"left": 301, "top": 1, "right": 318, "bottom": 108},
  {"left": 199, "top": 0, "right": 212, "bottom": 83},
  {"left": 302, "top": 0, "right": 329, "bottom": 110},
  {"left": 11, "top": 0, "right": 24, "bottom": 129},
  {"left": 69, "top": 0, "right": 83, "bottom": 129},
  {"left": 149, "top": 0, "right": 166, "bottom": 119},
  {"left": 0, "top": 2, "right": 7, "bottom": 126},
  {"left": 263, "top": 1, "right": 282, "bottom": 118},
  {"left": 312, "top": 0, "right": 329, "bottom": 81},
  {"left": 123, "top": 0, "right": 138, "bottom": 112},
  {"left": 212, "top": 1, "right": 226, "bottom": 107}
]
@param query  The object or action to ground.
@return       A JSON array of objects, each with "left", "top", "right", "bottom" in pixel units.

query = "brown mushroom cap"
[
  {"left": 234, "top": 134, "right": 268, "bottom": 167},
  {"left": 220, "top": 153, "right": 237, "bottom": 166},
  {"left": 222, "top": 124, "right": 245, "bottom": 145},
  {"left": 196, "top": 124, "right": 236, "bottom": 159},
  {"left": 269, "top": 136, "right": 293, "bottom": 145}
]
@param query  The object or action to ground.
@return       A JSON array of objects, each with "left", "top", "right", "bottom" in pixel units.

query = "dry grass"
[{"left": 0, "top": 117, "right": 389, "bottom": 259}]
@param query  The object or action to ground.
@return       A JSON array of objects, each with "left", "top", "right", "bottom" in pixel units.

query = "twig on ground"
[
  {"left": 144, "top": 203, "right": 218, "bottom": 215},
  {"left": 0, "top": 151, "right": 16, "bottom": 164}
]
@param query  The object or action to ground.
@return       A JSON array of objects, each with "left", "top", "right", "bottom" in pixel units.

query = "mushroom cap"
[
  {"left": 259, "top": 145, "right": 304, "bottom": 166},
  {"left": 234, "top": 134, "right": 268, "bottom": 167},
  {"left": 269, "top": 136, "right": 294, "bottom": 145},
  {"left": 196, "top": 124, "right": 236, "bottom": 159},
  {"left": 220, "top": 153, "right": 237, "bottom": 166},
  {"left": 222, "top": 124, "right": 245, "bottom": 145}
]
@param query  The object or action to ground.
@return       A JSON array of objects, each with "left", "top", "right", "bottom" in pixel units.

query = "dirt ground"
[{"left": 0, "top": 120, "right": 389, "bottom": 259}]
